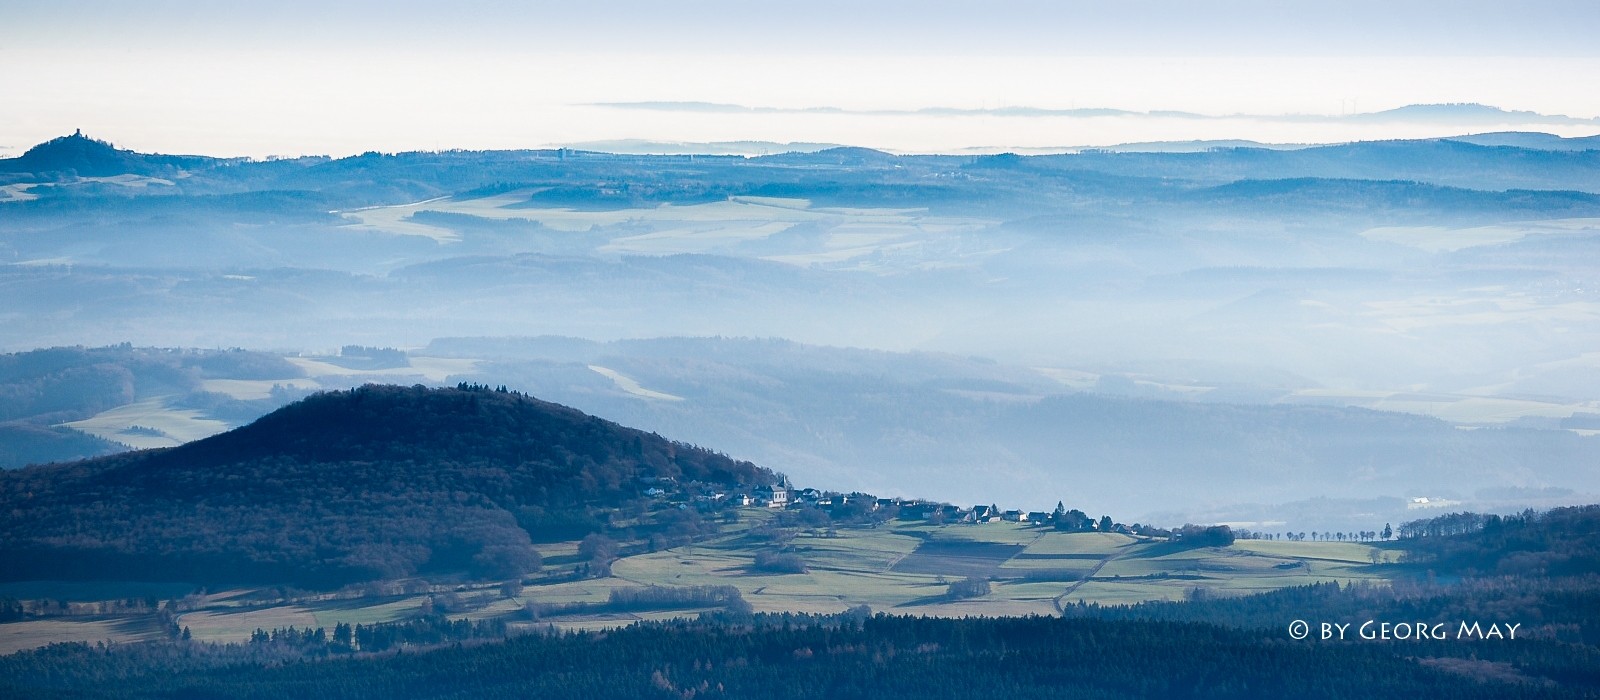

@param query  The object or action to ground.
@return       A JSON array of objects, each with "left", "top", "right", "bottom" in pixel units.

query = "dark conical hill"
[
  {"left": 157, "top": 383, "right": 760, "bottom": 483},
  {"left": 0, "top": 384, "right": 773, "bottom": 587},
  {"left": 0, "top": 131, "right": 217, "bottom": 177}
]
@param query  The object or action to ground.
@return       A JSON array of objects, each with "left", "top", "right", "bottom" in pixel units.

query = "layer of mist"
[{"left": 3, "top": 132, "right": 1598, "bottom": 526}]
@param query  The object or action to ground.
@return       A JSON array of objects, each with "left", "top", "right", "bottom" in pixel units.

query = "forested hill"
[
  {"left": 0, "top": 384, "right": 773, "bottom": 587},
  {"left": 155, "top": 383, "right": 763, "bottom": 480},
  {"left": 0, "top": 131, "right": 220, "bottom": 177}
]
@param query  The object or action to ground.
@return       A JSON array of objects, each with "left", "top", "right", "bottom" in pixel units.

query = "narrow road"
[{"left": 1052, "top": 543, "right": 1136, "bottom": 614}]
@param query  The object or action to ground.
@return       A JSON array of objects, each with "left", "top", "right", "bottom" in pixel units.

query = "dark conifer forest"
[{"left": 5, "top": 613, "right": 1593, "bottom": 700}]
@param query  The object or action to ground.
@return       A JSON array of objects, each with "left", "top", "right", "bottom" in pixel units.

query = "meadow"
[{"left": 62, "top": 397, "right": 229, "bottom": 449}]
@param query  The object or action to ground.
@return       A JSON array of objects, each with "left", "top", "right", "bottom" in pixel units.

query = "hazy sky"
[{"left": 3, "top": 1, "right": 1598, "bottom": 156}]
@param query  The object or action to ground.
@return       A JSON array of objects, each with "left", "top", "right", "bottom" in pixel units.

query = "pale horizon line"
[{"left": 588, "top": 101, "right": 1600, "bottom": 125}]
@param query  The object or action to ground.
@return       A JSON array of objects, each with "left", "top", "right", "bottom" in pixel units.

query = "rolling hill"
[{"left": 0, "top": 384, "right": 773, "bottom": 587}]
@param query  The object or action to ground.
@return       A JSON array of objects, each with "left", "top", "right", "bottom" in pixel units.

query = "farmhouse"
[
  {"left": 970, "top": 505, "right": 1004, "bottom": 523},
  {"left": 898, "top": 502, "right": 932, "bottom": 519}
]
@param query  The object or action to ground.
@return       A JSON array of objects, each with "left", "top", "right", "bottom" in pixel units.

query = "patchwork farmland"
[{"left": 0, "top": 513, "right": 1400, "bottom": 651}]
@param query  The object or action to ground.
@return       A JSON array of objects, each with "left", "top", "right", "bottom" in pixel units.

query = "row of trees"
[{"left": 1263, "top": 527, "right": 1392, "bottom": 542}]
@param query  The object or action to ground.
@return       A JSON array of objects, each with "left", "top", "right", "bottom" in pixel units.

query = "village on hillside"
[{"left": 640, "top": 476, "right": 1372, "bottom": 544}]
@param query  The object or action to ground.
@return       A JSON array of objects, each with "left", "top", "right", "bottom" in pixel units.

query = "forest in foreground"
[
  {"left": 1, "top": 612, "right": 1588, "bottom": 700},
  {"left": 4, "top": 506, "right": 1599, "bottom": 699}
]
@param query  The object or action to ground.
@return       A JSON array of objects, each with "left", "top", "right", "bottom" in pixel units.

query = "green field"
[
  {"left": 0, "top": 618, "right": 167, "bottom": 655},
  {"left": 308, "top": 597, "right": 430, "bottom": 628},
  {"left": 605, "top": 519, "right": 1392, "bottom": 619},
  {"left": 1019, "top": 531, "right": 1138, "bottom": 556},
  {"left": 179, "top": 607, "right": 319, "bottom": 643},
  {"left": 1232, "top": 538, "right": 1402, "bottom": 564},
  {"left": 61, "top": 397, "right": 230, "bottom": 449}
]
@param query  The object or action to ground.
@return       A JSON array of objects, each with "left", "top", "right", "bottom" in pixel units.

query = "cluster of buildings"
[
  {"left": 639, "top": 476, "right": 1126, "bottom": 532},
  {"left": 744, "top": 483, "right": 1119, "bottom": 531}
]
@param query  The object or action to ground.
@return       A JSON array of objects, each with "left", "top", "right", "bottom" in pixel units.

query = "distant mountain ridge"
[
  {"left": 554, "top": 139, "right": 843, "bottom": 156},
  {"left": 2, "top": 127, "right": 1595, "bottom": 185},
  {"left": 1351, "top": 103, "right": 1600, "bottom": 125},
  {"left": 1444, "top": 131, "right": 1600, "bottom": 151},
  {"left": 755, "top": 146, "right": 901, "bottom": 167},
  {"left": 595, "top": 101, "right": 1600, "bottom": 126}
]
